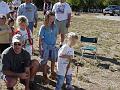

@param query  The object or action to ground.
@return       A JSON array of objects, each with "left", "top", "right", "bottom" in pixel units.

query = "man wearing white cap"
[{"left": 1, "top": 34, "right": 39, "bottom": 90}]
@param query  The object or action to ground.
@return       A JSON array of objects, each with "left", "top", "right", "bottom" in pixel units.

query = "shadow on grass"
[
  {"left": 74, "top": 51, "right": 120, "bottom": 66},
  {"left": 30, "top": 75, "right": 84, "bottom": 90}
]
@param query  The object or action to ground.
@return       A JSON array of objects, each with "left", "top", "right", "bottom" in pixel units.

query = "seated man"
[{"left": 1, "top": 34, "right": 39, "bottom": 90}]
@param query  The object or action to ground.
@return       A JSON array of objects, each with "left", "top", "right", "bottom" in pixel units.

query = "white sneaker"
[{"left": 66, "top": 85, "right": 75, "bottom": 90}]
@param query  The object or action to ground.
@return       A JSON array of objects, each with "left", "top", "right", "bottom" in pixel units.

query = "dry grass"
[
  {"left": 34, "top": 12, "right": 120, "bottom": 59},
  {"left": 33, "top": 12, "right": 120, "bottom": 90},
  {"left": 1, "top": 12, "right": 120, "bottom": 90}
]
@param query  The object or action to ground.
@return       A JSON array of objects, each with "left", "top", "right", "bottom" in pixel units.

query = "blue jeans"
[
  {"left": 55, "top": 74, "right": 72, "bottom": 90},
  {"left": 28, "top": 22, "right": 34, "bottom": 33}
]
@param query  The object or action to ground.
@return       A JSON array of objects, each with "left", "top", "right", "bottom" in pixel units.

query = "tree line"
[
  {"left": 66, "top": 0, "right": 120, "bottom": 12},
  {"left": 3, "top": 0, "right": 120, "bottom": 12}
]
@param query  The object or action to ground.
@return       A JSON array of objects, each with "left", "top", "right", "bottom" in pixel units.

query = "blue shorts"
[{"left": 40, "top": 43, "right": 58, "bottom": 65}]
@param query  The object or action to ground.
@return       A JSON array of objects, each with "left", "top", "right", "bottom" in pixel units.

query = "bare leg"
[
  {"left": 42, "top": 63, "right": 49, "bottom": 84},
  {"left": 49, "top": 61, "right": 56, "bottom": 80},
  {"left": 51, "top": 61, "right": 55, "bottom": 74},
  {"left": 30, "top": 60, "right": 39, "bottom": 81},
  {"left": 61, "top": 33, "right": 65, "bottom": 45}
]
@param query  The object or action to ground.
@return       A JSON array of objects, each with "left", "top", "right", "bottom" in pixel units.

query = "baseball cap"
[{"left": 12, "top": 34, "right": 23, "bottom": 43}]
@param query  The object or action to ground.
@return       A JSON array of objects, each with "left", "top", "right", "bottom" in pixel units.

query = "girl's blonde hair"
[
  {"left": 16, "top": 15, "right": 29, "bottom": 27},
  {"left": 67, "top": 32, "right": 78, "bottom": 40},
  {"left": 64, "top": 32, "right": 78, "bottom": 44},
  {"left": 44, "top": 11, "right": 55, "bottom": 27}
]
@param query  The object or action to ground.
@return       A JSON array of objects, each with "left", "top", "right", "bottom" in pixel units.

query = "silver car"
[{"left": 103, "top": 5, "right": 120, "bottom": 16}]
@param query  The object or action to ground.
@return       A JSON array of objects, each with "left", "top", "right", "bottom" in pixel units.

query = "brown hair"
[{"left": 44, "top": 11, "right": 55, "bottom": 27}]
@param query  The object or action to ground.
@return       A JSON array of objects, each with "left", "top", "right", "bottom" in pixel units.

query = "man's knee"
[{"left": 31, "top": 59, "right": 40, "bottom": 69}]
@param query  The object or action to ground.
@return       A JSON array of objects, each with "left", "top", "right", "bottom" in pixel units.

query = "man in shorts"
[{"left": 52, "top": 0, "right": 72, "bottom": 47}]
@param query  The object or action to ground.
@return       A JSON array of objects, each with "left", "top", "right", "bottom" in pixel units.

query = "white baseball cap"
[{"left": 12, "top": 34, "right": 23, "bottom": 43}]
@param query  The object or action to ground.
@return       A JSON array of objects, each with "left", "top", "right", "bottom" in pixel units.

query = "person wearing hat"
[{"left": 1, "top": 34, "right": 39, "bottom": 90}]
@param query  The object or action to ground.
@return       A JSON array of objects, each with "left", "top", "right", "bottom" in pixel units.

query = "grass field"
[
  {"left": 0, "top": 12, "right": 120, "bottom": 90},
  {"left": 34, "top": 12, "right": 120, "bottom": 59},
  {"left": 32, "top": 12, "right": 120, "bottom": 90}
]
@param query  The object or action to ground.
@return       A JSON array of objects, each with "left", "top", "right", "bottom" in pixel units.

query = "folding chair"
[{"left": 80, "top": 36, "right": 98, "bottom": 59}]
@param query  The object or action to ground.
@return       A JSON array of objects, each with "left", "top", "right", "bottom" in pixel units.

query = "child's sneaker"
[{"left": 66, "top": 85, "right": 75, "bottom": 90}]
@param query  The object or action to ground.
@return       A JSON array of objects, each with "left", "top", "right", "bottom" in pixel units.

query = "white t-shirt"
[
  {"left": 12, "top": 0, "right": 21, "bottom": 7},
  {"left": 57, "top": 44, "right": 74, "bottom": 76},
  {"left": 52, "top": 2, "right": 72, "bottom": 21},
  {"left": 18, "top": 29, "right": 33, "bottom": 55},
  {"left": 0, "top": 1, "right": 10, "bottom": 15}
]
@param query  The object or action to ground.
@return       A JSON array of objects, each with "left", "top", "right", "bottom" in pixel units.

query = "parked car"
[{"left": 103, "top": 5, "right": 120, "bottom": 16}]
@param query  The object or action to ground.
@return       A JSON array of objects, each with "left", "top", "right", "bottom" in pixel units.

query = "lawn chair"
[{"left": 80, "top": 36, "right": 98, "bottom": 59}]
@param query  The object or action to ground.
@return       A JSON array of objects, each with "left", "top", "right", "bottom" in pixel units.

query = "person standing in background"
[
  {"left": 0, "top": 15, "right": 12, "bottom": 53},
  {"left": 43, "top": 0, "right": 52, "bottom": 15},
  {"left": 52, "top": 0, "right": 72, "bottom": 47},
  {"left": 8, "top": 18, "right": 15, "bottom": 36},
  {"left": 0, "top": 0, "right": 10, "bottom": 16},
  {"left": 12, "top": 0, "right": 21, "bottom": 8},
  {"left": 17, "top": 0, "right": 38, "bottom": 33}
]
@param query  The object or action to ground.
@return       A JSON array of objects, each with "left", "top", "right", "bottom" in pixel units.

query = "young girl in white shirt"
[{"left": 15, "top": 15, "right": 33, "bottom": 55}]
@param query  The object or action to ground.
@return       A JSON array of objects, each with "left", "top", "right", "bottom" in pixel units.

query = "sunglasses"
[{"left": 14, "top": 43, "right": 22, "bottom": 46}]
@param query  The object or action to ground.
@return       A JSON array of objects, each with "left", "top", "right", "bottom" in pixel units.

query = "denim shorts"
[
  {"left": 40, "top": 43, "right": 58, "bottom": 65},
  {"left": 55, "top": 74, "right": 72, "bottom": 90}
]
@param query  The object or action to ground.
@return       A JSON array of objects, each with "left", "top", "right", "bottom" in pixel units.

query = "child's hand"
[{"left": 59, "top": 54, "right": 73, "bottom": 60}]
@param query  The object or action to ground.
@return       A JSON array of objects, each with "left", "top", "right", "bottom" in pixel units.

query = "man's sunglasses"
[{"left": 14, "top": 43, "right": 22, "bottom": 46}]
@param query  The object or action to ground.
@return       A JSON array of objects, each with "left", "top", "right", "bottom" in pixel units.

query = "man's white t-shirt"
[
  {"left": 57, "top": 44, "right": 74, "bottom": 76},
  {"left": 18, "top": 29, "right": 32, "bottom": 55},
  {"left": 52, "top": 2, "right": 72, "bottom": 21},
  {"left": 0, "top": 1, "right": 10, "bottom": 15}
]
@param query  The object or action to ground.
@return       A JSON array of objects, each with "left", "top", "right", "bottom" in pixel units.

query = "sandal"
[
  {"left": 49, "top": 72, "right": 56, "bottom": 80},
  {"left": 43, "top": 76, "right": 49, "bottom": 85}
]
